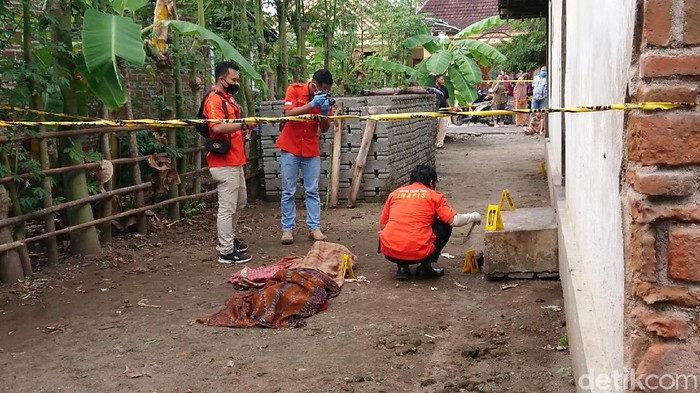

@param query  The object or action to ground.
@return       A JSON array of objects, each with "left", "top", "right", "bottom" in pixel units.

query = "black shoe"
[
  {"left": 416, "top": 265, "right": 444, "bottom": 280},
  {"left": 234, "top": 238, "right": 248, "bottom": 252},
  {"left": 218, "top": 249, "right": 252, "bottom": 264},
  {"left": 396, "top": 265, "right": 410, "bottom": 281}
]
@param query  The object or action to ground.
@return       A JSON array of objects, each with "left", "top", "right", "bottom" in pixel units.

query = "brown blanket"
[{"left": 198, "top": 268, "right": 341, "bottom": 328}]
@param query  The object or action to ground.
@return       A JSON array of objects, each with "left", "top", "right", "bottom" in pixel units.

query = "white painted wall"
[{"left": 548, "top": 0, "right": 636, "bottom": 386}]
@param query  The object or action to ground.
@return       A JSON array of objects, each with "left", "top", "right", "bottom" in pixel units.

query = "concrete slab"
[{"left": 483, "top": 207, "right": 559, "bottom": 276}]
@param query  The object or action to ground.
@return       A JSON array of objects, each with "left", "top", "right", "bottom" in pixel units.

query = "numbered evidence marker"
[
  {"left": 485, "top": 204, "right": 504, "bottom": 231},
  {"left": 498, "top": 189, "right": 516, "bottom": 211},
  {"left": 462, "top": 249, "right": 479, "bottom": 273},
  {"left": 340, "top": 253, "right": 355, "bottom": 279}
]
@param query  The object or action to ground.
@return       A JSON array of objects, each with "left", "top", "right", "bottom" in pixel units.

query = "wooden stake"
[
  {"left": 329, "top": 103, "right": 344, "bottom": 208},
  {"left": 347, "top": 107, "right": 378, "bottom": 208}
]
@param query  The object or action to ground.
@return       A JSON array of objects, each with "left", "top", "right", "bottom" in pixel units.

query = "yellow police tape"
[
  {"left": 1, "top": 105, "right": 97, "bottom": 121},
  {"left": 0, "top": 102, "right": 695, "bottom": 128}
]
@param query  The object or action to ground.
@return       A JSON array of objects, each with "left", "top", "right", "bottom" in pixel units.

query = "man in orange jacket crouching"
[{"left": 378, "top": 165, "right": 481, "bottom": 280}]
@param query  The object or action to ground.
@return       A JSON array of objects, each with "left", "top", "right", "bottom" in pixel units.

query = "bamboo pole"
[
  {"left": 128, "top": 131, "right": 148, "bottom": 235},
  {"left": 329, "top": 103, "right": 344, "bottom": 208},
  {"left": 0, "top": 189, "right": 218, "bottom": 254},
  {"left": 0, "top": 152, "right": 32, "bottom": 274},
  {"left": 0, "top": 182, "right": 152, "bottom": 229}
]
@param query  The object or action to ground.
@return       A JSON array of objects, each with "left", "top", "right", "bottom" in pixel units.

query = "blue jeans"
[
  {"left": 280, "top": 151, "right": 321, "bottom": 231},
  {"left": 531, "top": 98, "right": 548, "bottom": 110}
]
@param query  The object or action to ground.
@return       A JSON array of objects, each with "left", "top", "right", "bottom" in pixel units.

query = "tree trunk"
[
  {"left": 47, "top": 0, "right": 101, "bottom": 255},
  {"left": 173, "top": 31, "right": 188, "bottom": 203},
  {"left": 0, "top": 153, "right": 32, "bottom": 274},
  {"left": 0, "top": 185, "right": 26, "bottom": 283},
  {"left": 275, "top": 0, "right": 289, "bottom": 97},
  {"left": 121, "top": 64, "right": 148, "bottom": 235}
]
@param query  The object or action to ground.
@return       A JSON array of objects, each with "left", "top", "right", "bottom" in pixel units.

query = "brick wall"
[{"left": 624, "top": 0, "right": 700, "bottom": 388}]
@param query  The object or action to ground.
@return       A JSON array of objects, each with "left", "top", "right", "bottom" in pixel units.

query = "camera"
[{"left": 317, "top": 90, "right": 335, "bottom": 106}]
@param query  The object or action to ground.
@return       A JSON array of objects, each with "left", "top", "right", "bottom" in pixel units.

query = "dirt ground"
[{"left": 0, "top": 126, "right": 575, "bottom": 393}]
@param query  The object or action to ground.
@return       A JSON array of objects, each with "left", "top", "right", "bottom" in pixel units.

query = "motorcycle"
[{"left": 451, "top": 90, "right": 494, "bottom": 127}]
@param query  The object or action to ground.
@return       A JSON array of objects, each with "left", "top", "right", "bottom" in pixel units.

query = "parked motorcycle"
[{"left": 451, "top": 90, "right": 493, "bottom": 126}]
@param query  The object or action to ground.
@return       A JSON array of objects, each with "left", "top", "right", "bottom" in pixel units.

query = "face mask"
[
  {"left": 540, "top": 71, "right": 547, "bottom": 77},
  {"left": 223, "top": 81, "right": 239, "bottom": 95}
]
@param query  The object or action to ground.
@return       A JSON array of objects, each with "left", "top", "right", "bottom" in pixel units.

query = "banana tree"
[{"left": 365, "top": 16, "right": 506, "bottom": 105}]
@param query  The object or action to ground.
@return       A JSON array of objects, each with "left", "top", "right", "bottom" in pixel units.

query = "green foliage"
[
  {"left": 495, "top": 19, "right": 546, "bottom": 72},
  {"left": 80, "top": 9, "right": 146, "bottom": 109},
  {"left": 182, "top": 199, "right": 206, "bottom": 218},
  {"left": 364, "top": 16, "right": 507, "bottom": 104},
  {"left": 164, "top": 20, "right": 262, "bottom": 83}
]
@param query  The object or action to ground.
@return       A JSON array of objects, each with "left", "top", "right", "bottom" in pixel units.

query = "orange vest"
[
  {"left": 378, "top": 183, "right": 457, "bottom": 261},
  {"left": 275, "top": 82, "right": 331, "bottom": 157},
  {"left": 202, "top": 87, "right": 246, "bottom": 167}
]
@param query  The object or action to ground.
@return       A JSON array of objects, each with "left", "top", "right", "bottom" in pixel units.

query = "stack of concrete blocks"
[{"left": 259, "top": 94, "right": 438, "bottom": 203}]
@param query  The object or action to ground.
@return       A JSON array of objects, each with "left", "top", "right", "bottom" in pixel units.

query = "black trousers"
[{"left": 382, "top": 219, "right": 453, "bottom": 267}]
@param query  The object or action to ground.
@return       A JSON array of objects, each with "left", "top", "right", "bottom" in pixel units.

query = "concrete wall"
[{"left": 547, "top": 0, "right": 637, "bottom": 389}]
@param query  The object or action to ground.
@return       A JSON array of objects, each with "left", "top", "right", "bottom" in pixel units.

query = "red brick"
[
  {"left": 636, "top": 84, "right": 698, "bottom": 103},
  {"left": 626, "top": 332, "right": 652, "bottom": 368},
  {"left": 644, "top": 0, "right": 673, "bottom": 46},
  {"left": 685, "top": 0, "right": 700, "bottom": 45},
  {"left": 635, "top": 282, "right": 700, "bottom": 308},
  {"left": 631, "top": 167, "right": 695, "bottom": 196},
  {"left": 640, "top": 53, "right": 700, "bottom": 77},
  {"left": 627, "top": 112, "right": 700, "bottom": 165},
  {"left": 632, "top": 307, "right": 691, "bottom": 339},
  {"left": 630, "top": 199, "right": 700, "bottom": 223},
  {"left": 636, "top": 343, "right": 700, "bottom": 390},
  {"left": 668, "top": 225, "right": 700, "bottom": 282},
  {"left": 629, "top": 223, "right": 658, "bottom": 281}
]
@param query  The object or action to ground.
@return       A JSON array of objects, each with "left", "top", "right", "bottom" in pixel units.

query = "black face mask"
[{"left": 223, "top": 82, "right": 239, "bottom": 95}]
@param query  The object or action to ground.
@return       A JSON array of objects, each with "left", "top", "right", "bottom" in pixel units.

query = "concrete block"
[{"left": 483, "top": 207, "right": 559, "bottom": 276}]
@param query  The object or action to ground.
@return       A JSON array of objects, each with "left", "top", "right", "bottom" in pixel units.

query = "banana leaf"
[
  {"left": 454, "top": 39, "right": 506, "bottom": 65},
  {"left": 454, "top": 16, "right": 505, "bottom": 39},
  {"left": 453, "top": 51, "right": 483, "bottom": 84},
  {"left": 164, "top": 20, "right": 262, "bottom": 83},
  {"left": 425, "top": 50, "right": 452, "bottom": 75},
  {"left": 448, "top": 64, "right": 478, "bottom": 104},
  {"left": 402, "top": 34, "right": 436, "bottom": 49},
  {"left": 82, "top": 9, "right": 146, "bottom": 74},
  {"left": 363, "top": 57, "right": 416, "bottom": 75}
]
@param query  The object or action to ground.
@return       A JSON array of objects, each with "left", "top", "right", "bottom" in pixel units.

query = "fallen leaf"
[{"left": 501, "top": 283, "right": 519, "bottom": 290}]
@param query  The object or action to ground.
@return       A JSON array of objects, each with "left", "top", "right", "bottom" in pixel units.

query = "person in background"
[
  {"left": 378, "top": 165, "right": 482, "bottom": 281},
  {"left": 432, "top": 74, "right": 451, "bottom": 149},
  {"left": 513, "top": 72, "right": 530, "bottom": 127},
  {"left": 490, "top": 75, "right": 507, "bottom": 128},
  {"left": 204, "top": 61, "right": 258, "bottom": 264},
  {"left": 531, "top": 66, "right": 548, "bottom": 130},
  {"left": 276, "top": 69, "right": 334, "bottom": 245}
]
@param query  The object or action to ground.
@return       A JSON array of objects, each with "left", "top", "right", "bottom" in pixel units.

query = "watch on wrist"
[{"left": 240, "top": 122, "right": 249, "bottom": 130}]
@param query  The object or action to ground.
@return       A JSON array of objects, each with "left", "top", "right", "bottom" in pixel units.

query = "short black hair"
[
  {"left": 409, "top": 164, "right": 438, "bottom": 187},
  {"left": 312, "top": 69, "right": 333, "bottom": 86},
  {"left": 215, "top": 61, "right": 239, "bottom": 79}
]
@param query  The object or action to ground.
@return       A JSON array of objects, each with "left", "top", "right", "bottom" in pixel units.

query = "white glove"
[{"left": 451, "top": 212, "right": 482, "bottom": 227}]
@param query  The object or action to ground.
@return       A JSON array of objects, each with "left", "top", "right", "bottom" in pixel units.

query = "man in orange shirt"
[
  {"left": 203, "top": 61, "right": 258, "bottom": 264},
  {"left": 379, "top": 165, "right": 482, "bottom": 280},
  {"left": 276, "top": 69, "right": 334, "bottom": 245}
]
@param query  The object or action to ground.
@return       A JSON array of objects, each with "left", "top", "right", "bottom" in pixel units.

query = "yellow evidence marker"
[
  {"left": 498, "top": 189, "right": 516, "bottom": 211},
  {"left": 485, "top": 204, "right": 504, "bottom": 231},
  {"left": 462, "top": 249, "right": 479, "bottom": 273}
]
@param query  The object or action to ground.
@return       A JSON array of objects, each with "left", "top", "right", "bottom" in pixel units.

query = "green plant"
[
  {"left": 495, "top": 19, "right": 546, "bottom": 73},
  {"left": 364, "top": 16, "right": 506, "bottom": 104},
  {"left": 182, "top": 199, "right": 206, "bottom": 218},
  {"left": 556, "top": 367, "right": 575, "bottom": 385},
  {"left": 558, "top": 334, "right": 568, "bottom": 348}
]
